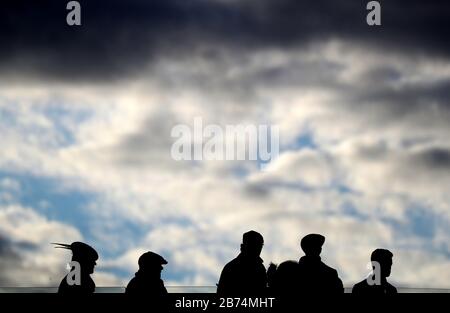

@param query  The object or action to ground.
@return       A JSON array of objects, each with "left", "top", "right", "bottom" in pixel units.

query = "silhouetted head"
[
  {"left": 300, "top": 234, "right": 325, "bottom": 257},
  {"left": 138, "top": 251, "right": 168, "bottom": 278},
  {"left": 271, "top": 261, "right": 299, "bottom": 294},
  {"left": 371, "top": 249, "right": 393, "bottom": 278},
  {"left": 276, "top": 261, "right": 299, "bottom": 280},
  {"left": 240, "top": 230, "right": 264, "bottom": 258},
  {"left": 53, "top": 242, "right": 98, "bottom": 274}
]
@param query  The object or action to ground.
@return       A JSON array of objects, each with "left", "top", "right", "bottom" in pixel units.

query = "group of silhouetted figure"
[{"left": 54, "top": 230, "right": 397, "bottom": 296}]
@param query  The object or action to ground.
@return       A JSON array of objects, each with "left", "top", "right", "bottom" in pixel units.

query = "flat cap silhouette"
[
  {"left": 53, "top": 242, "right": 98, "bottom": 260},
  {"left": 243, "top": 230, "right": 264, "bottom": 245},
  {"left": 300, "top": 234, "right": 325, "bottom": 251},
  {"left": 138, "top": 251, "right": 168, "bottom": 268}
]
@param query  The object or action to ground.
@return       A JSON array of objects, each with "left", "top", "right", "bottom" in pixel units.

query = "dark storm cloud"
[
  {"left": 0, "top": 235, "right": 38, "bottom": 256},
  {"left": 0, "top": 236, "right": 16, "bottom": 255},
  {"left": 1, "top": 0, "right": 449, "bottom": 82},
  {"left": 362, "top": 80, "right": 450, "bottom": 109},
  {"left": 0, "top": 236, "right": 23, "bottom": 285},
  {"left": 416, "top": 148, "right": 450, "bottom": 170},
  {"left": 347, "top": 139, "right": 450, "bottom": 179},
  {"left": 347, "top": 79, "right": 450, "bottom": 125}
]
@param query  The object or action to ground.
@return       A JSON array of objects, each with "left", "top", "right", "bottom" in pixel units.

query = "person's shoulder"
[
  {"left": 125, "top": 276, "right": 139, "bottom": 293},
  {"left": 352, "top": 279, "right": 369, "bottom": 293},
  {"left": 320, "top": 261, "right": 339, "bottom": 275},
  {"left": 58, "top": 274, "right": 73, "bottom": 292},
  {"left": 221, "top": 257, "right": 239, "bottom": 274},
  {"left": 57, "top": 276, "right": 68, "bottom": 293},
  {"left": 226, "top": 256, "right": 242, "bottom": 267},
  {"left": 127, "top": 276, "right": 137, "bottom": 285},
  {"left": 386, "top": 282, "right": 397, "bottom": 293},
  {"left": 59, "top": 275, "right": 68, "bottom": 286},
  {"left": 297, "top": 259, "right": 306, "bottom": 269}
]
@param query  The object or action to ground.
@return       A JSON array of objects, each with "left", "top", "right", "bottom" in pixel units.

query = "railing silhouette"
[{"left": 1, "top": 287, "right": 449, "bottom": 293}]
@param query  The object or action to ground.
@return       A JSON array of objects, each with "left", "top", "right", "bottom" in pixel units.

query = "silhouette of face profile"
[
  {"left": 241, "top": 231, "right": 264, "bottom": 258},
  {"left": 300, "top": 234, "right": 325, "bottom": 257},
  {"left": 371, "top": 249, "right": 393, "bottom": 278},
  {"left": 138, "top": 251, "right": 168, "bottom": 278},
  {"left": 71, "top": 242, "right": 98, "bottom": 275}
]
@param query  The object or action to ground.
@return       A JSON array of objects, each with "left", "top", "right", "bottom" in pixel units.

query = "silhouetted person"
[
  {"left": 267, "top": 261, "right": 302, "bottom": 309},
  {"left": 352, "top": 249, "right": 397, "bottom": 294},
  {"left": 125, "top": 251, "right": 168, "bottom": 296},
  {"left": 268, "top": 261, "right": 300, "bottom": 296},
  {"left": 297, "top": 234, "right": 344, "bottom": 294},
  {"left": 217, "top": 230, "right": 267, "bottom": 295},
  {"left": 54, "top": 242, "right": 98, "bottom": 294}
]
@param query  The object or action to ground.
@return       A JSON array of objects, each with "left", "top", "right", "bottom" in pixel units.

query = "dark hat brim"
[{"left": 301, "top": 234, "right": 325, "bottom": 250}]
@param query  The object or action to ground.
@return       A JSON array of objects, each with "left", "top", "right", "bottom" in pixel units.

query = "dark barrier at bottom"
[{"left": 0, "top": 293, "right": 441, "bottom": 313}]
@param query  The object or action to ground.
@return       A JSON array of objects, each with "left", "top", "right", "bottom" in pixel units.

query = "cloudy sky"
[{"left": 1, "top": 0, "right": 450, "bottom": 289}]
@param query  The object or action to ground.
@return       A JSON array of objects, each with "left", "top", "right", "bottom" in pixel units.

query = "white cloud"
[
  {"left": 250, "top": 149, "right": 335, "bottom": 188},
  {"left": 0, "top": 204, "right": 81, "bottom": 286},
  {"left": 0, "top": 203, "right": 124, "bottom": 287},
  {"left": 0, "top": 39, "right": 449, "bottom": 288}
]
